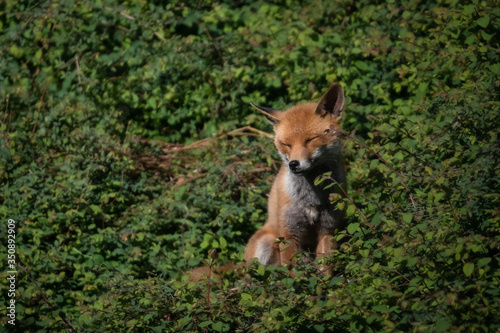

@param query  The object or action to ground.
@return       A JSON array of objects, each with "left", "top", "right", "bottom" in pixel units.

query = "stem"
[{"left": 207, "top": 262, "right": 212, "bottom": 308}]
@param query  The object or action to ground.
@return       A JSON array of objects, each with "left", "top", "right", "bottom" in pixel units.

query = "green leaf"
[
  {"left": 476, "top": 15, "right": 490, "bottom": 28},
  {"left": 199, "top": 321, "right": 213, "bottom": 328},
  {"left": 92, "top": 254, "right": 104, "bottom": 265},
  {"left": 477, "top": 257, "right": 491, "bottom": 268},
  {"left": 219, "top": 236, "right": 227, "bottom": 249},
  {"left": 314, "top": 324, "right": 326, "bottom": 332},
  {"left": 480, "top": 30, "right": 494, "bottom": 41},
  {"left": 257, "top": 264, "right": 266, "bottom": 276},
  {"left": 462, "top": 4, "right": 475, "bottom": 15},
  {"left": 212, "top": 321, "right": 227, "bottom": 332},
  {"left": 463, "top": 263, "right": 474, "bottom": 277},
  {"left": 372, "top": 305, "right": 388, "bottom": 312},
  {"left": 90, "top": 204, "right": 101, "bottom": 214},
  {"left": 147, "top": 97, "right": 157, "bottom": 109},
  {"left": 435, "top": 318, "right": 452, "bottom": 333},
  {"left": 329, "top": 276, "right": 344, "bottom": 286},
  {"left": 347, "top": 223, "right": 360, "bottom": 234},
  {"left": 489, "top": 63, "right": 500, "bottom": 75},
  {"left": 282, "top": 277, "right": 294, "bottom": 289},
  {"left": 346, "top": 204, "right": 356, "bottom": 217},
  {"left": 434, "top": 192, "right": 446, "bottom": 203},
  {"left": 314, "top": 172, "right": 332, "bottom": 186},
  {"left": 402, "top": 213, "right": 413, "bottom": 223},
  {"left": 394, "top": 247, "right": 404, "bottom": 258}
]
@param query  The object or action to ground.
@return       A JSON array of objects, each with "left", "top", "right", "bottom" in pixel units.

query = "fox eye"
[
  {"left": 305, "top": 136, "right": 319, "bottom": 144},
  {"left": 324, "top": 128, "right": 330, "bottom": 134},
  {"left": 280, "top": 142, "right": 291, "bottom": 148}
]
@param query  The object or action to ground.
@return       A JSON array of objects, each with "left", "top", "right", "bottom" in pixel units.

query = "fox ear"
[
  {"left": 315, "top": 83, "right": 345, "bottom": 118},
  {"left": 250, "top": 103, "right": 282, "bottom": 125}
]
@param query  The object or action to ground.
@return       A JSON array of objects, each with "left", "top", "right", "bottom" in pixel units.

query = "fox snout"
[
  {"left": 278, "top": 144, "right": 320, "bottom": 174},
  {"left": 286, "top": 157, "right": 313, "bottom": 174},
  {"left": 284, "top": 144, "right": 335, "bottom": 174},
  {"left": 288, "top": 160, "right": 300, "bottom": 173},
  {"left": 288, "top": 159, "right": 312, "bottom": 174}
]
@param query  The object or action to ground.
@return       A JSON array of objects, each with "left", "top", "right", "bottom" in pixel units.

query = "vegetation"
[{"left": 1, "top": 0, "right": 498, "bottom": 331}]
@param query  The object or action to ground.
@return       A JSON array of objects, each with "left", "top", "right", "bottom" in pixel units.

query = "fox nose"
[{"left": 289, "top": 160, "right": 300, "bottom": 172}]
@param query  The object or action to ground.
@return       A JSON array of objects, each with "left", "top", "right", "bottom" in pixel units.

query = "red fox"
[
  {"left": 189, "top": 83, "right": 346, "bottom": 281},
  {"left": 244, "top": 83, "right": 347, "bottom": 269}
]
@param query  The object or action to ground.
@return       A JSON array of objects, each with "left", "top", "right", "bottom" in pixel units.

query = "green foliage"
[{"left": 1, "top": 0, "right": 499, "bottom": 331}]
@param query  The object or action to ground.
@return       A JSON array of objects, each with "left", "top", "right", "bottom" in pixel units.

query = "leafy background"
[{"left": 1, "top": 0, "right": 499, "bottom": 331}]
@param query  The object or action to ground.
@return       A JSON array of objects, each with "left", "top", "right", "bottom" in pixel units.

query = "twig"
[
  {"left": 75, "top": 55, "right": 82, "bottom": 85},
  {"left": 391, "top": 269, "right": 423, "bottom": 292},
  {"left": 154, "top": 31, "right": 166, "bottom": 42},
  {"left": 153, "top": 126, "right": 273, "bottom": 154},
  {"left": 227, "top": 126, "right": 274, "bottom": 139},
  {"left": 119, "top": 10, "right": 135, "bottom": 20},
  {"left": 18, "top": 264, "right": 77, "bottom": 332},
  {"left": 206, "top": 249, "right": 218, "bottom": 309},
  {"left": 180, "top": 210, "right": 190, "bottom": 267}
]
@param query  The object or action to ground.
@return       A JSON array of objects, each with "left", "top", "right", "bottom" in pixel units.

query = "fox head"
[{"left": 252, "top": 83, "right": 345, "bottom": 174}]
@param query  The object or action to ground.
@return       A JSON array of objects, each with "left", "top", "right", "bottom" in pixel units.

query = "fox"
[
  {"left": 189, "top": 83, "right": 347, "bottom": 281},
  {"left": 244, "top": 82, "right": 347, "bottom": 269}
]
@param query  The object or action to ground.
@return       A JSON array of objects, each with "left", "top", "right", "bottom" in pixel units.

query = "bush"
[{"left": 0, "top": 0, "right": 498, "bottom": 331}]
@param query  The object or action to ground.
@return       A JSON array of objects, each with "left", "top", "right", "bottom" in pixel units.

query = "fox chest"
[
  {"left": 282, "top": 173, "right": 338, "bottom": 236},
  {"left": 284, "top": 196, "right": 333, "bottom": 231}
]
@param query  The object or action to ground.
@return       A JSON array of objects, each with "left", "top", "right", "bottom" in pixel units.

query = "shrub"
[{"left": 0, "top": 0, "right": 498, "bottom": 331}]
